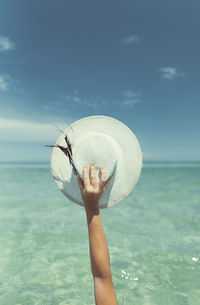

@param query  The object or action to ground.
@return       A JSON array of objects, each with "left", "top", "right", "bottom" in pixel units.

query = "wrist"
[{"left": 84, "top": 201, "right": 100, "bottom": 214}]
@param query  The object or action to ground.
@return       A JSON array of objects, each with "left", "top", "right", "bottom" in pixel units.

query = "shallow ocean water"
[{"left": 0, "top": 162, "right": 200, "bottom": 305}]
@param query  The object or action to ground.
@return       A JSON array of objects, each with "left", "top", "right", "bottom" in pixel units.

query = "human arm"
[{"left": 77, "top": 162, "right": 118, "bottom": 305}]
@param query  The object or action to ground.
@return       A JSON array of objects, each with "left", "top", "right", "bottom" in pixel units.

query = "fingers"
[
  {"left": 99, "top": 167, "right": 112, "bottom": 190},
  {"left": 90, "top": 162, "right": 97, "bottom": 187},
  {"left": 99, "top": 167, "right": 106, "bottom": 185},
  {"left": 83, "top": 165, "right": 90, "bottom": 190},
  {"left": 81, "top": 163, "right": 111, "bottom": 192},
  {"left": 81, "top": 163, "right": 97, "bottom": 190}
]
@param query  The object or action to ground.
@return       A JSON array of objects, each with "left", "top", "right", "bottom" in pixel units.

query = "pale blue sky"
[{"left": 0, "top": 0, "right": 199, "bottom": 161}]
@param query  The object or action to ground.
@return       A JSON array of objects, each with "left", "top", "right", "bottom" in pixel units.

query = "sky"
[{"left": 0, "top": 0, "right": 200, "bottom": 162}]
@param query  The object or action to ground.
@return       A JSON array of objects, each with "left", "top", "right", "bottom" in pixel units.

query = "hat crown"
[
  {"left": 73, "top": 132, "right": 118, "bottom": 181},
  {"left": 51, "top": 115, "right": 142, "bottom": 208}
]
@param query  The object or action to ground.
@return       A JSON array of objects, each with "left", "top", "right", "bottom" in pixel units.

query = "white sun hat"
[{"left": 50, "top": 115, "right": 142, "bottom": 209}]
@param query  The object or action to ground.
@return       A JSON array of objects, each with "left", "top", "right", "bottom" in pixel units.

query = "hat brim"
[{"left": 51, "top": 115, "right": 142, "bottom": 208}]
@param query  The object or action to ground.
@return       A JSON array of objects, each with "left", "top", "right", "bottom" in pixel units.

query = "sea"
[{"left": 0, "top": 162, "right": 199, "bottom": 305}]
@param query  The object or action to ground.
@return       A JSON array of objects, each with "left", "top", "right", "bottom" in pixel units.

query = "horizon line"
[{"left": 0, "top": 160, "right": 200, "bottom": 163}]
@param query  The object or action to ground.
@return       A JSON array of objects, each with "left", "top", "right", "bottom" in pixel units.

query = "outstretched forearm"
[
  {"left": 78, "top": 163, "right": 118, "bottom": 305},
  {"left": 85, "top": 206, "right": 111, "bottom": 279}
]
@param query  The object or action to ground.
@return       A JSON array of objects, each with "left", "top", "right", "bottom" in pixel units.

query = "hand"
[{"left": 77, "top": 162, "right": 112, "bottom": 210}]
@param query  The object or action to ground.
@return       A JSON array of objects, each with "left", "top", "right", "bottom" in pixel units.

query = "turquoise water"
[{"left": 0, "top": 162, "right": 200, "bottom": 305}]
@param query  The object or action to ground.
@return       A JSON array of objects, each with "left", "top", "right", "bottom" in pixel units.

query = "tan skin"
[{"left": 77, "top": 162, "right": 118, "bottom": 305}]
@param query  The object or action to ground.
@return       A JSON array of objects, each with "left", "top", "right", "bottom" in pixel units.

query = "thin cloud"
[
  {"left": 0, "top": 36, "right": 16, "bottom": 52},
  {"left": 121, "top": 90, "right": 142, "bottom": 107},
  {"left": 158, "top": 67, "right": 186, "bottom": 80},
  {"left": 64, "top": 92, "right": 106, "bottom": 109},
  {"left": 142, "top": 152, "right": 157, "bottom": 161},
  {"left": 0, "top": 75, "right": 10, "bottom": 91},
  {"left": 61, "top": 90, "right": 141, "bottom": 109},
  {"left": 0, "top": 74, "right": 17, "bottom": 91},
  {"left": 0, "top": 117, "right": 68, "bottom": 142},
  {"left": 122, "top": 35, "right": 139, "bottom": 45}
]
